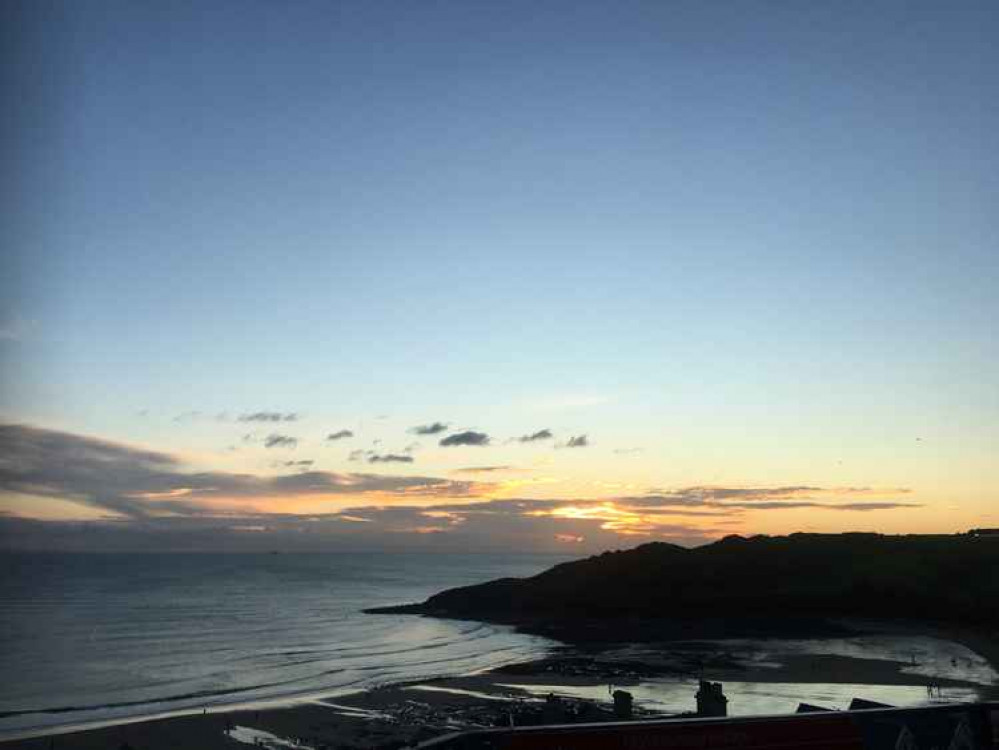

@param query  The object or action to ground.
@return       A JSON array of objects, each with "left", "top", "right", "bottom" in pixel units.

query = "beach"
[{"left": 5, "top": 623, "right": 996, "bottom": 750}]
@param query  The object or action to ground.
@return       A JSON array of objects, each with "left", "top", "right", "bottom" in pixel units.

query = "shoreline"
[{"left": 3, "top": 622, "right": 996, "bottom": 750}]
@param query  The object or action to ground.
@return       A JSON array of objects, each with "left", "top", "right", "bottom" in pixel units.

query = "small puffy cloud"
[
  {"left": 326, "top": 430, "right": 354, "bottom": 441},
  {"left": 264, "top": 434, "right": 298, "bottom": 449},
  {"left": 348, "top": 449, "right": 365, "bottom": 462},
  {"left": 517, "top": 429, "right": 553, "bottom": 443},
  {"left": 410, "top": 422, "right": 450, "bottom": 435},
  {"left": 239, "top": 412, "right": 298, "bottom": 423},
  {"left": 565, "top": 435, "right": 589, "bottom": 448},
  {"left": 368, "top": 454, "right": 414, "bottom": 464},
  {"left": 440, "top": 431, "right": 491, "bottom": 447}
]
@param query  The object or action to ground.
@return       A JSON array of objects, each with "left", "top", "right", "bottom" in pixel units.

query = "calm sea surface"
[{"left": 0, "top": 552, "right": 570, "bottom": 737}]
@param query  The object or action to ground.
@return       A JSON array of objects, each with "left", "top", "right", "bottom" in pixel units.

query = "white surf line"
[
  {"left": 407, "top": 685, "right": 522, "bottom": 701},
  {"left": 309, "top": 700, "right": 390, "bottom": 719},
  {"left": 229, "top": 725, "right": 315, "bottom": 750}
]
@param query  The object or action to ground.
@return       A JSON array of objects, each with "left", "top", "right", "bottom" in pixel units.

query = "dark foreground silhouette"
[{"left": 367, "top": 533, "right": 999, "bottom": 641}]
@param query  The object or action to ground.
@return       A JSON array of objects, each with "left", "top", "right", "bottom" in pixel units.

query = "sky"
[{"left": 2, "top": 0, "right": 997, "bottom": 553}]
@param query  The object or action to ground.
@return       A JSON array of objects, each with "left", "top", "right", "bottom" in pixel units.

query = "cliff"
[{"left": 366, "top": 533, "right": 999, "bottom": 641}]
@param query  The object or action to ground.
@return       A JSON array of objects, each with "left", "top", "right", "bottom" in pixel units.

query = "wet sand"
[{"left": 4, "top": 625, "right": 997, "bottom": 750}]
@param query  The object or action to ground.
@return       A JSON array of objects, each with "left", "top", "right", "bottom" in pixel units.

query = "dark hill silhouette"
[{"left": 367, "top": 533, "right": 999, "bottom": 641}]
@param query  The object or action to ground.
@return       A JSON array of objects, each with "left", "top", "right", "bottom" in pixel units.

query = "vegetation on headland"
[{"left": 367, "top": 533, "right": 999, "bottom": 641}]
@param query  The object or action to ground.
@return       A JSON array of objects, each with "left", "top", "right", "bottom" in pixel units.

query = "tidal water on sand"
[{"left": 0, "top": 552, "right": 568, "bottom": 737}]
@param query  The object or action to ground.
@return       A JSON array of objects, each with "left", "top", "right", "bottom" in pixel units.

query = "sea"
[
  {"left": 2, "top": 553, "right": 996, "bottom": 741},
  {"left": 0, "top": 552, "right": 570, "bottom": 739}
]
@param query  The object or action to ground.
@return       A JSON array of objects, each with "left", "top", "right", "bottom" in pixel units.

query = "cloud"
[
  {"left": 326, "top": 430, "right": 354, "bottom": 441},
  {"left": 614, "top": 447, "right": 643, "bottom": 456},
  {"left": 453, "top": 466, "right": 513, "bottom": 474},
  {"left": 282, "top": 460, "right": 314, "bottom": 468},
  {"left": 410, "top": 422, "right": 450, "bottom": 435},
  {"left": 616, "top": 487, "right": 919, "bottom": 515},
  {"left": 348, "top": 449, "right": 366, "bottom": 462},
  {"left": 264, "top": 434, "right": 298, "bottom": 449},
  {"left": 0, "top": 424, "right": 481, "bottom": 520},
  {"left": 633, "top": 487, "right": 823, "bottom": 505},
  {"left": 368, "top": 454, "right": 414, "bottom": 464},
  {"left": 829, "top": 502, "right": 918, "bottom": 512},
  {"left": 239, "top": 412, "right": 298, "bottom": 423},
  {"left": 0, "top": 425, "right": 921, "bottom": 553},
  {"left": 516, "top": 429, "right": 553, "bottom": 443},
  {"left": 0, "top": 316, "right": 33, "bottom": 342},
  {"left": 440, "top": 431, "right": 491, "bottom": 447},
  {"left": 565, "top": 435, "right": 589, "bottom": 448}
]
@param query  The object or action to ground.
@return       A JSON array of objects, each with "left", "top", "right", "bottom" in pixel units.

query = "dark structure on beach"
[
  {"left": 695, "top": 680, "right": 728, "bottom": 717},
  {"left": 611, "top": 690, "right": 633, "bottom": 720}
]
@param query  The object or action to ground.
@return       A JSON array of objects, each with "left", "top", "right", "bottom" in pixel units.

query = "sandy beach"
[{"left": 4, "top": 622, "right": 997, "bottom": 750}]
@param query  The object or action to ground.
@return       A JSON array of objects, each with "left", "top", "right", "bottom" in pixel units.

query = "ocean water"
[{"left": 0, "top": 552, "right": 569, "bottom": 738}]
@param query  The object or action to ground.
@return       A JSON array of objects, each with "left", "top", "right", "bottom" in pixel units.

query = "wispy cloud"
[
  {"left": 564, "top": 435, "right": 589, "bottom": 448},
  {"left": 453, "top": 466, "right": 514, "bottom": 474},
  {"left": 410, "top": 422, "right": 450, "bottom": 435},
  {"left": 326, "top": 430, "right": 354, "bottom": 441},
  {"left": 264, "top": 434, "right": 298, "bottom": 449},
  {"left": 0, "top": 315, "right": 34, "bottom": 342},
  {"left": 239, "top": 412, "right": 299, "bottom": 423},
  {"left": 368, "top": 454, "right": 414, "bottom": 464},
  {"left": 516, "top": 429, "right": 553, "bottom": 443},
  {"left": 615, "top": 486, "right": 918, "bottom": 516},
  {"left": 0, "top": 424, "right": 480, "bottom": 520},
  {"left": 0, "top": 425, "right": 921, "bottom": 553},
  {"left": 440, "top": 431, "right": 491, "bottom": 447},
  {"left": 830, "top": 502, "right": 917, "bottom": 512}
]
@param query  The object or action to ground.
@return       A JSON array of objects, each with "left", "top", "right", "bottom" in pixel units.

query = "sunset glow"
[{"left": 1, "top": 0, "right": 996, "bottom": 554}]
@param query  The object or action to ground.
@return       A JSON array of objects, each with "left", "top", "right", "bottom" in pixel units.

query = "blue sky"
[{"left": 2, "top": 0, "right": 997, "bottom": 550}]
